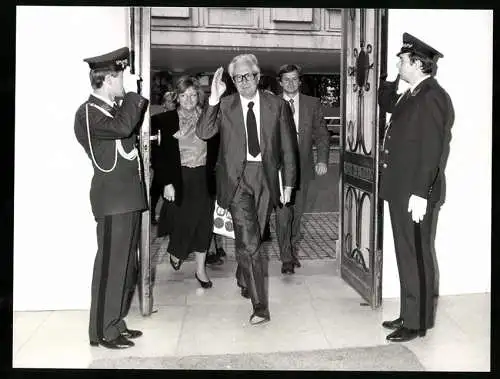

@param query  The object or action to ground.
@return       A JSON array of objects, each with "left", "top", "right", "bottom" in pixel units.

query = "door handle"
[{"left": 150, "top": 129, "right": 161, "bottom": 146}]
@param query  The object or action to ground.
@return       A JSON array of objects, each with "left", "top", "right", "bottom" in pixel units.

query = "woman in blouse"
[{"left": 154, "top": 76, "right": 217, "bottom": 288}]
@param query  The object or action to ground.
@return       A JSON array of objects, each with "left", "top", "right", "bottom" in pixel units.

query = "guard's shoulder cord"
[
  {"left": 85, "top": 103, "right": 118, "bottom": 172},
  {"left": 86, "top": 102, "right": 142, "bottom": 179}
]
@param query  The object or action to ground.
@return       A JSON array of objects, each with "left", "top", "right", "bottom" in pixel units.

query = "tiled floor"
[
  {"left": 152, "top": 212, "right": 338, "bottom": 263},
  {"left": 12, "top": 256, "right": 490, "bottom": 371}
]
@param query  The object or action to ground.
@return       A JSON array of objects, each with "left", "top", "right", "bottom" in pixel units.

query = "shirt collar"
[
  {"left": 91, "top": 92, "right": 117, "bottom": 108},
  {"left": 240, "top": 91, "right": 260, "bottom": 108},
  {"left": 283, "top": 92, "right": 299, "bottom": 102},
  {"left": 410, "top": 75, "right": 431, "bottom": 93}
]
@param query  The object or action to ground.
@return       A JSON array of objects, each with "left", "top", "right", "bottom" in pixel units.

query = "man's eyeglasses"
[{"left": 232, "top": 72, "right": 259, "bottom": 83}]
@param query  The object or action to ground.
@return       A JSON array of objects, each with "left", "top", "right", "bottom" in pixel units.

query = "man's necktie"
[
  {"left": 247, "top": 102, "right": 260, "bottom": 157},
  {"left": 288, "top": 98, "right": 295, "bottom": 114}
]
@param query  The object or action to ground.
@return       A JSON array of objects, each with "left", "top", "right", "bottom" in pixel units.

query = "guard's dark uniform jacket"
[
  {"left": 74, "top": 92, "right": 149, "bottom": 216},
  {"left": 378, "top": 76, "right": 454, "bottom": 205}
]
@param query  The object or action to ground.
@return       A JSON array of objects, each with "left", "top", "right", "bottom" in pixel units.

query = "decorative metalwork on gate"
[
  {"left": 340, "top": 7, "right": 385, "bottom": 309},
  {"left": 346, "top": 8, "right": 375, "bottom": 156}
]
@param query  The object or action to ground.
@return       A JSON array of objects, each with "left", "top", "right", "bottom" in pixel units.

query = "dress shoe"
[
  {"left": 195, "top": 273, "right": 213, "bottom": 288},
  {"left": 89, "top": 335, "right": 134, "bottom": 349},
  {"left": 249, "top": 312, "right": 270, "bottom": 325},
  {"left": 206, "top": 253, "right": 224, "bottom": 265},
  {"left": 121, "top": 329, "right": 143, "bottom": 339},
  {"left": 216, "top": 247, "right": 226, "bottom": 257},
  {"left": 240, "top": 287, "right": 250, "bottom": 299},
  {"left": 382, "top": 317, "right": 404, "bottom": 330},
  {"left": 386, "top": 327, "right": 426, "bottom": 342},
  {"left": 281, "top": 262, "right": 295, "bottom": 274},
  {"left": 169, "top": 255, "right": 183, "bottom": 271}
]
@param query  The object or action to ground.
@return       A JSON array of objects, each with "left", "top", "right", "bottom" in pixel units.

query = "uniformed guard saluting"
[
  {"left": 74, "top": 47, "right": 149, "bottom": 349},
  {"left": 378, "top": 33, "right": 454, "bottom": 342}
]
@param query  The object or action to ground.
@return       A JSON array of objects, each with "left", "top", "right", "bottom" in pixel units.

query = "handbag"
[{"left": 213, "top": 201, "right": 235, "bottom": 239}]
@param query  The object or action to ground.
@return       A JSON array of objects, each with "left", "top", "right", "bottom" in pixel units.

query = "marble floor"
[{"left": 12, "top": 258, "right": 490, "bottom": 371}]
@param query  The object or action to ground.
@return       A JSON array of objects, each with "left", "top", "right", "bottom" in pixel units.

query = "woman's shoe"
[
  {"left": 169, "top": 255, "right": 182, "bottom": 271},
  {"left": 195, "top": 273, "right": 213, "bottom": 288}
]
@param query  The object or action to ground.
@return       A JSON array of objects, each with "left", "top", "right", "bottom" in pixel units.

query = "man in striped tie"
[{"left": 197, "top": 54, "right": 298, "bottom": 325}]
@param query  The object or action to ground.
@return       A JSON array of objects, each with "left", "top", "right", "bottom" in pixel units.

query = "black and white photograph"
[{"left": 12, "top": 6, "right": 492, "bottom": 371}]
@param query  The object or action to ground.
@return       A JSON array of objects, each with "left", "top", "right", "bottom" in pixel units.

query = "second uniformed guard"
[
  {"left": 74, "top": 46, "right": 149, "bottom": 349},
  {"left": 378, "top": 33, "right": 454, "bottom": 342}
]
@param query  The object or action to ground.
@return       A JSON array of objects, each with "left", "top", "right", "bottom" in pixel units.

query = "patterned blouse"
[{"left": 174, "top": 107, "right": 207, "bottom": 168}]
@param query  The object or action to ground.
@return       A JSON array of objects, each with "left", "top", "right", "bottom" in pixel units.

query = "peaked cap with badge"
[
  {"left": 84, "top": 46, "right": 130, "bottom": 71},
  {"left": 397, "top": 33, "right": 443, "bottom": 62}
]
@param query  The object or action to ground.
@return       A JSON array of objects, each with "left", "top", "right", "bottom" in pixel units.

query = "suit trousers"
[
  {"left": 275, "top": 179, "right": 310, "bottom": 263},
  {"left": 89, "top": 211, "right": 141, "bottom": 341},
  {"left": 230, "top": 162, "right": 272, "bottom": 316},
  {"left": 388, "top": 198, "right": 439, "bottom": 330}
]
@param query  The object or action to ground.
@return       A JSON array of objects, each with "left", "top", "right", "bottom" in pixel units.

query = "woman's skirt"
[{"left": 157, "top": 166, "right": 214, "bottom": 260}]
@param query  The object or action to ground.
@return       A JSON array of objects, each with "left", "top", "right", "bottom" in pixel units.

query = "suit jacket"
[
  {"left": 378, "top": 77, "right": 454, "bottom": 204},
  {"left": 196, "top": 90, "right": 299, "bottom": 209},
  {"left": 290, "top": 94, "right": 330, "bottom": 186},
  {"left": 74, "top": 92, "right": 149, "bottom": 217},
  {"left": 151, "top": 110, "right": 219, "bottom": 206}
]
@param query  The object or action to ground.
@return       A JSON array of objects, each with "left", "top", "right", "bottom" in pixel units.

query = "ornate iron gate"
[{"left": 339, "top": 8, "right": 387, "bottom": 309}]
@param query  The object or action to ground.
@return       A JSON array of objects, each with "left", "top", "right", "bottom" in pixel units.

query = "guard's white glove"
[
  {"left": 123, "top": 67, "right": 141, "bottom": 94},
  {"left": 164, "top": 184, "right": 175, "bottom": 202},
  {"left": 408, "top": 194, "right": 427, "bottom": 223}
]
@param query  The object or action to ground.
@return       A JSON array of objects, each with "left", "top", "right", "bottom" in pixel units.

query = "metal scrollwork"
[{"left": 343, "top": 186, "right": 371, "bottom": 273}]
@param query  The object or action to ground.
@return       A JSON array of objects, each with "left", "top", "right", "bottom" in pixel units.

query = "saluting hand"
[
  {"left": 209, "top": 66, "right": 227, "bottom": 103},
  {"left": 123, "top": 67, "right": 141, "bottom": 94}
]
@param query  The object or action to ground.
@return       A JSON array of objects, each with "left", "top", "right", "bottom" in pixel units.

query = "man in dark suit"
[
  {"left": 275, "top": 64, "right": 330, "bottom": 274},
  {"left": 74, "top": 47, "right": 149, "bottom": 349},
  {"left": 197, "top": 54, "right": 298, "bottom": 325},
  {"left": 378, "top": 33, "right": 454, "bottom": 342}
]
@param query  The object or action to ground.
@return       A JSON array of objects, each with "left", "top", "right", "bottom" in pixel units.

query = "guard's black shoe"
[
  {"left": 382, "top": 317, "right": 404, "bottom": 330},
  {"left": 386, "top": 327, "right": 426, "bottom": 342},
  {"left": 121, "top": 329, "right": 143, "bottom": 339},
  {"left": 89, "top": 335, "right": 134, "bottom": 349}
]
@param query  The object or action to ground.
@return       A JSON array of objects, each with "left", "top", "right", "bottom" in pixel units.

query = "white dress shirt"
[
  {"left": 208, "top": 91, "right": 262, "bottom": 161},
  {"left": 283, "top": 93, "right": 299, "bottom": 137},
  {"left": 240, "top": 92, "right": 262, "bottom": 162}
]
